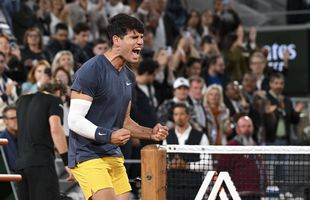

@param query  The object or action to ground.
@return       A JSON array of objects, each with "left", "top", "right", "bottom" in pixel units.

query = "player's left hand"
[
  {"left": 151, "top": 123, "right": 169, "bottom": 141},
  {"left": 65, "top": 166, "right": 75, "bottom": 182}
]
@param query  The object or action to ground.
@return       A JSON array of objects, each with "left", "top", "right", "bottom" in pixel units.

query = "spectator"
[
  {"left": 224, "top": 80, "right": 249, "bottom": 123},
  {"left": 0, "top": 33, "right": 25, "bottom": 83},
  {"left": 185, "top": 57, "right": 202, "bottom": 78},
  {"left": 0, "top": 105, "right": 17, "bottom": 172},
  {"left": 52, "top": 67, "right": 72, "bottom": 137},
  {"left": 182, "top": 9, "right": 203, "bottom": 47},
  {"left": 72, "top": 22, "right": 93, "bottom": 60},
  {"left": 157, "top": 77, "right": 197, "bottom": 129},
  {"left": 21, "top": 27, "right": 50, "bottom": 75},
  {"left": 0, "top": 51, "right": 18, "bottom": 131},
  {"left": 217, "top": 116, "right": 268, "bottom": 200},
  {"left": 265, "top": 73, "right": 304, "bottom": 145},
  {"left": 163, "top": 103, "right": 210, "bottom": 200},
  {"left": 44, "top": 22, "right": 84, "bottom": 67},
  {"left": 203, "top": 54, "right": 229, "bottom": 87},
  {"left": 203, "top": 84, "right": 231, "bottom": 145},
  {"left": 51, "top": 50, "right": 75, "bottom": 75},
  {"left": 105, "top": 0, "right": 132, "bottom": 18},
  {"left": 153, "top": 47, "right": 174, "bottom": 105},
  {"left": 21, "top": 59, "right": 51, "bottom": 94},
  {"left": 188, "top": 76, "right": 208, "bottom": 133},
  {"left": 49, "top": 0, "right": 73, "bottom": 38},
  {"left": 67, "top": 0, "right": 108, "bottom": 39},
  {"left": 89, "top": 39, "right": 107, "bottom": 56},
  {"left": 15, "top": 82, "right": 73, "bottom": 200}
]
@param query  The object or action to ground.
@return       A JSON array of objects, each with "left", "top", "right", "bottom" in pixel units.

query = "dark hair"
[
  {"left": 2, "top": 105, "right": 16, "bottom": 119},
  {"left": 186, "top": 57, "right": 201, "bottom": 68},
  {"left": 93, "top": 38, "right": 108, "bottom": 46},
  {"left": 269, "top": 72, "right": 284, "bottom": 83},
  {"left": 73, "top": 22, "right": 90, "bottom": 34},
  {"left": 40, "top": 81, "right": 67, "bottom": 96},
  {"left": 173, "top": 103, "right": 190, "bottom": 115},
  {"left": 52, "top": 66, "right": 72, "bottom": 85},
  {"left": 137, "top": 58, "right": 158, "bottom": 75},
  {"left": 208, "top": 54, "right": 222, "bottom": 67},
  {"left": 106, "top": 13, "right": 144, "bottom": 47},
  {"left": 55, "top": 23, "right": 69, "bottom": 33}
]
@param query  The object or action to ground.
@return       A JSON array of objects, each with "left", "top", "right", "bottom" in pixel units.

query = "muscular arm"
[
  {"left": 49, "top": 115, "right": 68, "bottom": 154},
  {"left": 123, "top": 101, "right": 169, "bottom": 141},
  {"left": 68, "top": 91, "right": 130, "bottom": 145}
]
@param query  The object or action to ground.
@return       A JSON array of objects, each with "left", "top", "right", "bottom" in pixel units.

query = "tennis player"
[{"left": 67, "top": 13, "right": 169, "bottom": 200}]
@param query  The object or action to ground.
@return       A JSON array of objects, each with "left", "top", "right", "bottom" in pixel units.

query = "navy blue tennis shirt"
[{"left": 68, "top": 54, "right": 135, "bottom": 168}]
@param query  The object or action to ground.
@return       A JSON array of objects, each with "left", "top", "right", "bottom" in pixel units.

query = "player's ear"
[{"left": 112, "top": 35, "right": 121, "bottom": 48}]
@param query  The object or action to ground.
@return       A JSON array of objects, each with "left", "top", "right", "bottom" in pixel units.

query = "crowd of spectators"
[{"left": 0, "top": 0, "right": 307, "bottom": 198}]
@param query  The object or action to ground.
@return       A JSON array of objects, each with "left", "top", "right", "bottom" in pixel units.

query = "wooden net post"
[{"left": 141, "top": 144, "right": 166, "bottom": 200}]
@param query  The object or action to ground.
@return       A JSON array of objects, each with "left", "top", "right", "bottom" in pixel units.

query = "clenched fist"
[{"left": 111, "top": 128, "right": 131, "bottom": 145}]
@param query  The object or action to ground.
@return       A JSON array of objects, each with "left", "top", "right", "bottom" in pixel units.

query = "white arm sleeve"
[{"left": 67, "top": 99, "right": 97, "bottom": 140}]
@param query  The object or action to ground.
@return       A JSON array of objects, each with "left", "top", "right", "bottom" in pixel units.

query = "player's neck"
[{"left": 104, "top": 50, "right": 126, "bottom": 71}]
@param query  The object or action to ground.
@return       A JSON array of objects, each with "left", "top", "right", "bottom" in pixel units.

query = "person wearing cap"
[{"left": 157, "top": 77, "right": 198, "bottom": 129}]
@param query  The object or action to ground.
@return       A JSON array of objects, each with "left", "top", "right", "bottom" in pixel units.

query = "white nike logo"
[
  {"left": 98, "top": 132, "right": 106, "bottom": 136},
  {"left": 59, "top": 104, "right": 64, "bottom": 109},
  {"left": 126, "top": 82, "right": 132, "bottom": 86}
]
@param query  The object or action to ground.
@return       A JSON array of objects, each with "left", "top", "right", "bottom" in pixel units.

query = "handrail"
[
  {"left": 0, "top": 138, "right": 8, "bottom": 145},
  {"left": 0, "top": 174, "right": 22, "bottom": 182}
]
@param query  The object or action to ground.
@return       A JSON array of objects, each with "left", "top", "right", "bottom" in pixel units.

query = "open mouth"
[{"left": 132, "top": 48, "right": 141, "bottom": 56}]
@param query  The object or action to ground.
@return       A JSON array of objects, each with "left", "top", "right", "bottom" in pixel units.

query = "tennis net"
[{"left": 165, "top": 145, "right": 310, "bottom": 200}]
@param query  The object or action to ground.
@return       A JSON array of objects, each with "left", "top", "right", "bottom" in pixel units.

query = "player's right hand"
[{"left": 111, "top": 128, "right": 131, "bottom": 145}]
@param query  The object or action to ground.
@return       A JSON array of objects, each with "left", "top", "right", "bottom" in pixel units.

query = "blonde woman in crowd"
[
  {"left": 21, "top": 59, "right": 51, "bottom": 94},
  {"left": 203, "top": 84, "right": 232, "bottom": 145},
  {"left": 51, "top": 50, "right": 75, "bottom": 75},
  {"left": 50, "top": 0, "right": 73, "bottom": 38}
]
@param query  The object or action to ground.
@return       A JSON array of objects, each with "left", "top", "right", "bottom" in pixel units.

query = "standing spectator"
[
  {"left": 265, "top": 73, "right": 304, "bottom": 145},
  {"left": 224, "top": 80, "right": 249, "bottom": 123},
  {"left": 217, "top": 116, "right": 268, "bottom": 199},
  {"left": 153, "top": 47, "right": 174, "bottom": 105},
  {"left": 203, "top": 84, "right": 231, "bottom": 145},
  {"left": 0, "top": 105, "right": 18, "bottom": 172},
  {"left": 15, "top": 82, "right": 73, "bottom": 200},
  {"left": 183, "top": 9, "right": 203, "bottom": 47},
  {"left": 66, "top": 0, "right": 108, "bottom": 39},
  {"left": 188, "top": 76, "right": 208, "bottom": 133},
  {"left": 163, "top": 103, "right": 210, "bottom": 200},
  {"left": 72, "top": 22, "right": 92, "bottom": 61},
  {"left": 0, "top": 51, "right": 18, "bottom": 131},
  {"left": 203, "top": 54, "right": 229, "bottom": 87},
  {"left": 185, "top": 57, "right": 202, "bottom": 78}
]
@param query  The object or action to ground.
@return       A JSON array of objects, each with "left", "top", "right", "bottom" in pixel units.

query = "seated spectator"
[
  {"left": 91, "top": 38, "right": 109, "bottom": 57},
  {"left": 21, "top": 27, "right": 50, "bottom": 75},
  {"left": 51, "top": 50, "right": 75, "bottom": 75},
  {"left": 44, "top": 22, "right": 84, "bottom": 68},
  {"left": 163, "top": 103, "right": 210, "bottom": 200},
  {"left": 0, "top": 33, "right": 25, "bottom": 83},
  {"left": 0, "top": 52, "right": 18, "bottom": 131},
  {"left": 21, "top": 59, "right": 51, "bottom": 94},
  {"left": 217, "top": 116, "right": 268, "bottom": 199},
  {"left": 203, "top": 84, "right": 232, "bottom": 145},
  {"left": 72, "top": 22, "right": 93, "bottom": 61},
  {"left": 157, "top": 77, "right": 197, "bottom": 129},
  {"left": 0, "top": 105, "right": 17, "bottom": 172}
]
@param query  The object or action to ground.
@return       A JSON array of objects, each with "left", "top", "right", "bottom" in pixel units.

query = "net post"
[{"left": 141, "top": 144, "right": 166, "bottom": 200}]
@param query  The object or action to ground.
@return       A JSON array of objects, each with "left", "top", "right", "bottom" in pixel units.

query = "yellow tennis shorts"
[{"left": 71, "top": 156, "right": 131, "bottom": 199}]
